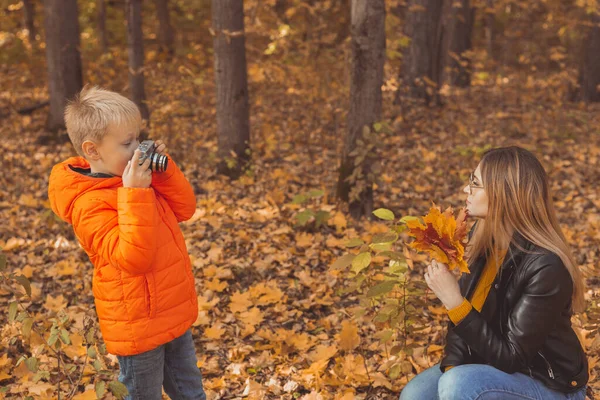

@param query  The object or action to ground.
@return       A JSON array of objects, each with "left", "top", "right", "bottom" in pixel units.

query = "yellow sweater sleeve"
[
  {"left": 447, "top": 252, "right": 505, "bottom": 324},
  {"left": 448, "top": 298, "right": 473, "bottom": 324}
]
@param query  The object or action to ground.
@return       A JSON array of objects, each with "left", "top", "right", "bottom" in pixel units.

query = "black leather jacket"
[{"left": 440, "top": 234, "right": 588, "bottom": 393}]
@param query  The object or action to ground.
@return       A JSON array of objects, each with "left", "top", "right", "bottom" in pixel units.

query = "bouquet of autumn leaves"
[{"left": 406, "top": 204, "right": 470, "bottom": 274}]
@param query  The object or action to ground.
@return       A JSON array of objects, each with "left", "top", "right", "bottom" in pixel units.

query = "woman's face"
[{"left": 463, "top": 163, "right": 488, "bottom": 218}]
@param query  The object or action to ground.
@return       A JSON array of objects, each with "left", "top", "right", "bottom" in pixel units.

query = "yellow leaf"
[
  {"left": 72, "top": 389, "right": 98, "bottom": 400},
  {"left": 335, "top": 392, "right": 356, "bottom": 400},
  {"left": 337, "top": 354, "right": 369, "bottom": 383},
  {"left": 339, "top": 320, "right": 360, "bottom": 351},
  {"left": 50, "top": 259, "right": 75, "bottom": 276},
  {"left": 309, "top": 344, "right": 338, "bottom": 362},
  {"left": 204, "top": 265, "right": 232, "bottom": 279},
  {"left": 0, "top": 370, "right": 10, "bottom": 382},
  {"left": 242, "top": 378, "right": 267, "bottom": 399},
  {"left": 407, "top": 204, "right": 469, "bottom": 274},
  {"left": 27, "top": 382, "right": 54, "bottom": 396},
  {"left": 367, "top": 222, "right": 389, "bottom": 234},
  {"left": 205, "top": 325, "right": 225, "bottom": 340},
  {"left": 351, "top": 252, "right": 371, "bottom": 274},
  {"left": 325, "top": 236, "right": 346, "bottom": 248},
  {"left": 205, "top": 278, "right": 228, "bottom": 292},
  {"left": 229, "top": 290, "right": 253, "bottom": 313},
  {"left": 427, "top": 305, "right": 446, "bottom": 315},
  {"left": 21, "top": 265, "right": 34, "bottom": 279},
  {"left": 331, "top": 211, "right": 347, "bottom": 232},
  {"left": 43, "top": 294, "right": 67, "bottom": 313},
  {"left": 193, "top": 310, "right": 211, "bottom": 326},
  {"left": 63, "top": 333, "right": 87, "bottom": 359},
  {"left": 241, "top": 323, "right": 256, "bottom": 337},
  {"left": 302, "top": 358, "right": 329, "bottom": 377},
  {"left": 207, "top": 246, "right": 223, "bottom": 262},
  {"left": 248, "top": 64, "right": 266, "bottom": 83},
  {"left": 14, "top": 359, "right": 32, "bottom": 382},
  {"left": 288, "top": 333, "right": 315, "bottom": 351},
  {"left": 0, "top": 354, "right": 12, "bottom": 368},
  {"left": 19, "top": 194, "right": 39, "bottom": 208},
  {"left": 427, "top": 344, "right": 444, "bottom": 353},
  {"left": 204, "top": 377, "right": 227, "bottom": 390},
  {"left": 371, "top": 371, "right": 393, "bottom": 389},
  {"left": 239, "top": 307, "right": 264, "bottom": 327},
  {"left": 300, "top": 391, "right": 326, "bottom": 400},
  {"left": 295, "top": 232, "right": 313, "bottom": 248},
  {"left": 249, "top": 281, "right": 284, "bottom": 305},
  {"left": 197, "top": 294, "right": 219, "bottom": 311},
  {"left": 3, "top": 237, "right": 25, "bottom": 251}
]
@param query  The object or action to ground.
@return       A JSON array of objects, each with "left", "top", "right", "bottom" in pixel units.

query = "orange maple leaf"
[{"left": 405, "top": 203, "right": 469, "bottom": 274}]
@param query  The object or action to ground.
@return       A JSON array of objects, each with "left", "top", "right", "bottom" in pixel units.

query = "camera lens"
[{"left": 150, "top": 152, "right": 168, "bottom": 172}]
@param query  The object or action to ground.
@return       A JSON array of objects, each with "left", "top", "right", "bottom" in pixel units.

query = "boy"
[{"left": 48, "top": 86, "right": 206, "bottom": 399}]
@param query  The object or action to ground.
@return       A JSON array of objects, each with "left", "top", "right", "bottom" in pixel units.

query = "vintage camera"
[{"left": 137, "top": 140, "right": 168, "bottom": 172}]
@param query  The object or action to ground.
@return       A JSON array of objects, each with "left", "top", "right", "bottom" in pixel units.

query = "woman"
[{"left": 400, "top": 147, "right": 588, "bottom": 400}]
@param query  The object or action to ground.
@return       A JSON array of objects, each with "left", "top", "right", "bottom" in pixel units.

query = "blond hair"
[
  {"left": 65, "top": 86, "right": 141, "bottom": 157},
  {"left": 467, "top": 146, "right": 586, "bottom": 313}
]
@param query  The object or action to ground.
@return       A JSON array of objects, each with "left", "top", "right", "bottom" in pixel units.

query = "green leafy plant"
[
  {"left": 290, "top": 189, "right": 331, "bottom": 230},
  {"left": 330, "top": 209, "right": 432, "bottom": 380},
  {"left": 1, "top": 248, "right": 129, "bottom": 399}
]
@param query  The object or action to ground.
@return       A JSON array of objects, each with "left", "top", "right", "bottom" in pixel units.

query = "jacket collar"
[{"left": 461, "top": 230, "right": 534, "bottom": 298}]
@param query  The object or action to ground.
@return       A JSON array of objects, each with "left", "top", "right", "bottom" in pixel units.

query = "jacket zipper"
[
  {"left": 144, "top": 277, "right": 152, "bottom": 317},
  {"left": 538, "top": 351, "right": 555, "bottom": 379},
  {"left": 497, "top": 260, "right": 516, "bottom": 336},
  {"left": 467, "top": 345, "right": 472, "bottom": 356}
]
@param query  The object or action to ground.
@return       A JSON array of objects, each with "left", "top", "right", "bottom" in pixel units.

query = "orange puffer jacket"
[{"left": 48, "top": 156, "right": 198, "bottom": 356}]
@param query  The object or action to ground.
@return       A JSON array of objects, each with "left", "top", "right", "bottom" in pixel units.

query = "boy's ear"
[{"left": 81, "top": 140, "right": 101, "bottom": 160}]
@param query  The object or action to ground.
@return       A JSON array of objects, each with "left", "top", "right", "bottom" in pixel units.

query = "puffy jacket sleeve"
[
  {"left": 151, "top": 155, "right": 196, "bottom": 222},
  {"left": 72, "top": 188, "right": 158, "bottom": 275},
  {"left": 451, "top": 254, "right": 573, "bottom": 373}
]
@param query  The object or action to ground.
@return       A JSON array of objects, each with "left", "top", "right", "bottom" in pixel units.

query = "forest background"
[{"left": 0, "top": 0, "right": 600, "bottom": 399}]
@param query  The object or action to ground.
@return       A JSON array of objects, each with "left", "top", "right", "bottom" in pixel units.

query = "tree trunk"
[
  {"left": 126, "top": 0, "right": 150, "bottom": 121},
  {"left": 43, "top": 0, "right": 83, "bottom": 132},
  {"left": 212, "top": 0, "right": 251, "bottom": 179},
  {"left": 485, "top": 0, "right": 495, "bottom": 60},
  {"left": 337, "top": 0, "right": 385, "bottom": 220},
  {"left": 391, "top": 1, "right": 407, "bottom": 20},
  {"left": 443, "top": 0, "right": 475, "bottom": 87},
  {"left": 397, "top": 0, "right": 444, "bottom": 105},
  {"left": 153, "top": 0, "right": 175, "bottom": 57},
  {"left": 275, "top": 0, "right": 288, "bottom": 22},
  {"left": 334, "top": 0, "right": 351, "bottom": 45},
  {"left": 578, "top": 11, "right": 600, "bottom": 103},
  {"left": 97, "top": 0, "right": 109, "bottom": 53},
  {"left": 23, "top": 0, "right": 36, "bottom": 43}
]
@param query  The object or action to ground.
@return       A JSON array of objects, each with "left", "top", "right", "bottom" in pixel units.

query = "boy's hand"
[
  {"left": 154, "top": 140, "right": 167, "bottom": 156},
  {"left": 123, "top": 150, "right": 152, "bottom": 188}
]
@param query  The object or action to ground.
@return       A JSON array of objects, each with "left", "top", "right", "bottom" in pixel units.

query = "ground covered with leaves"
[{"left": 1, "top": 23, "right": 600, "bottom": 400}]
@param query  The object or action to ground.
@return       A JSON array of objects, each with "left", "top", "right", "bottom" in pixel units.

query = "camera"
[{"left": 137, "top": 140, "right": 168, "bottom": 172}]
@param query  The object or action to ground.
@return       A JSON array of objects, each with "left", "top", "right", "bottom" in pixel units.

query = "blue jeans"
[
  {"left": 117, "top": 330, "right": 206, "bottom": 400},
  {"left": 400, "top": 364, "right": 586, "bottom": 400}
]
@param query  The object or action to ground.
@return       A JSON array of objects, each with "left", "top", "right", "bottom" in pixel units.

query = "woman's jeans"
[
  {"left": 117, "top": 330, "right": 206, "bottom": 400},
  {"left": 399, "top": 364, "right": 587, "bottom": 400}
]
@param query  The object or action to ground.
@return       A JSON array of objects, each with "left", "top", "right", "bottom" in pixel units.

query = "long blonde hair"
[{"left": 467, "top": 146, "right": 585, "bottom": 313}]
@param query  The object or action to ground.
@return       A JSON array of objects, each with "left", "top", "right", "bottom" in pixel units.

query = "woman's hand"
[{"left": 424, "top": 260, "right": 464, "bottom": 310}]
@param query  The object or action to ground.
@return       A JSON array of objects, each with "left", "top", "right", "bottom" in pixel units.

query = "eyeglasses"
[{"left": 468, "top": 172, "right": 484, "bottom": 195}]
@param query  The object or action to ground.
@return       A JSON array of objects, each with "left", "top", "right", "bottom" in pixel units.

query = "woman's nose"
[{"left": 463, "top": 185, "right": 470, "bottom": 194}]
